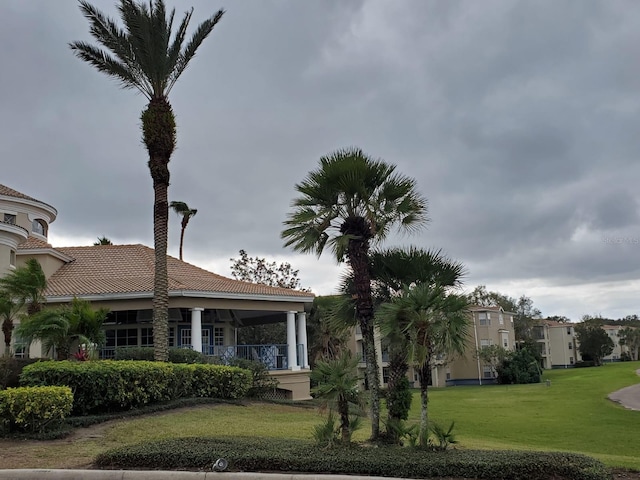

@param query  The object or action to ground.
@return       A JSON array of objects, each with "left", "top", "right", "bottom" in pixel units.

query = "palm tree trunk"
[
  {"left": 143, "top": 97, "right": 176, "bottom": 363},
  {"left": 338, "top": 396, "right": 351, "bottom": 443},
  {"left": 2, "top": 318, "right": 13, "bottom": 355},
  {"left": 345, "top": 224, "right": 380, "bottom": 441},
  {"left": 179, "top": 226, "right": 186, "bottom": 261},
  {"left": 418, "top": 362, "right": 432, "bottom": 448}
]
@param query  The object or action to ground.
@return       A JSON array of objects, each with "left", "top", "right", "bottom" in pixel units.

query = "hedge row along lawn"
[{"left": 95, "top": 436, "right": 612, "bottom": 480}]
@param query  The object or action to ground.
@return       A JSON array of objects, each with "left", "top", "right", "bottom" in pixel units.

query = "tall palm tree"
[
  {"left": 170, "top": 201, "right": 197, "bottom": 261},
  {"left": 70, "top": 0, "right": 224, "bottom": 361},
  {"left": 366, "top": 247, "right": 465, "bottom": 435},
  {"left": 0, "top": 259, "right": 47, "bottom": 355},
  {"left": 282, "top": 147, "right": 428, "bottom": 440},
  {"left": 378, "top": 283, "right": 469, "bottom": 447}
]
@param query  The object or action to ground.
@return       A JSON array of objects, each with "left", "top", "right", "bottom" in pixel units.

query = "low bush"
[
  {"left": 94, "top": 436, "right": 612, "bottom": 480},
  {"left": 20, "top": 360, "right": 251, "bottom": 415},
  {"left": 0, "top": 386, "right": 73, "bottom": 433},
  {"left": 0, "top": 357, "right": 48, "bottom": 389},
  {"left": 574, "top": 361, "right": 596, "bottom": 368},
  {"left": 114, "top": 347, "right": 214, "bottom": 364},
  {"left": 227, "top": 358, "right": 278, "bottom": 398}
]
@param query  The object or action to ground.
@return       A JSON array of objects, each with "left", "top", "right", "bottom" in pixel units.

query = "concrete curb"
[{"left": 0, "top": 471, "right": 403, "bottom": 480}]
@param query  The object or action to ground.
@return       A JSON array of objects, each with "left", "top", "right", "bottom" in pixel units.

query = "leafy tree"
[
  {"left": 93, "top": 236, "right": 113, "bottom": 245},
  {"left": 230, "top": 249, "right": 309, "bottom": 291},
  {"left": 0, "top": 259, "right": 47, "bottom": 354},
  {"left": 618, "top": 327, "right": 640, "bottom": 361},
  {"left": 170, "top": 201, "right": 197, "bottom": 261},
  {"left": 311, "top": 351, "right": 363, "bottom": 444},
  {"left": 70, "top": 0, "right": 224, "bottom": 361},
  {"left": 477, "top": 344, "right": 508, "bottom": 378},
  {"left": 15, "top": 297, "right": 108, "bottom": 360},
  {"left": 575, "top": 321, "right": 614, "bottom": 366},
  {"left": 496, "top": 346, "right": 541, "bottom": 384},
  {"left": 377, "top": 283, "right": 469, "bottom": 448},
  {"left": 282, "top": 147, "right": 428, "bottom": 440}
]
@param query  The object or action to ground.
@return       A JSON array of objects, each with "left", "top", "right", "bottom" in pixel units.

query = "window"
[
  {"left": 180, "top": 328, "right": 192, "bottom": 347},
  {"left": 478, "top": 312, "right": 490, "bottom": 326},
  {"left": 382, "top": 367, "right": 390, "bottom": 385},
  {"left": 499, "top": 314, "right": 504, "bottom": 325},
  {"left": 569, "top": 357, "right": 574, "bottom": 365},
  {"left": 141, "top": 327, "right": 153, "bottom": 346},
  {"left": 32, "top": 219, "right": 47, "bottom": 236},
  {"left": 567, "top": 327, "right": 572, "bottom": 335},
  {"left": 446, "top": 372, "right": 451, "bottom": 380},
  {"left": 202, "top": 330, "right": 210, "bottom": 351},
  {"left": 483, "top": 366, "right": 494, "bottom": 378},
  {"left": 169, "top": 327, "right": 175, "bottom": 347},
  {"left": 214, "top": 327, "right": 225, "bottom": 346},
  {"left": 9, "top": 249, "right": 16, "bottom": 267},
  {"left": 3, "top": 213, "right": 16, "bottom": 225},
  {"left": 480, "top": 339, "right": 492, "bottom": 348},
  {"left": 568, "top": 342, "right": 573, "bottom": 350}
]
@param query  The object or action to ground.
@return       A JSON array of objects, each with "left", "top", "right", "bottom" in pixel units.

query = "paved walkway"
[{"left": 608, "top": 369, "right": 640, "bottom": 411}]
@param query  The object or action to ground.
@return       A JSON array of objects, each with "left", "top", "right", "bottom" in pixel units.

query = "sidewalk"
[{"left": 608, "top": 369, "right": 640, "bottom": 411}]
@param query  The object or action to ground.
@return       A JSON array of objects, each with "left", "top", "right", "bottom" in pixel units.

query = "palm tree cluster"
[{"left": 283, "top": 148, "right": 470, "bottom": 445}]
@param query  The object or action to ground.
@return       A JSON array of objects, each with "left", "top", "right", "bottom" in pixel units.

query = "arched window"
[{"left": 32, "top": 219, "right": 47, "bottom": 236}]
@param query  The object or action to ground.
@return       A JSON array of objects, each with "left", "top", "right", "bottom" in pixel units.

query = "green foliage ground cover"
[{"left": 95, "top": 436, "right": 611, "bottom": 480}]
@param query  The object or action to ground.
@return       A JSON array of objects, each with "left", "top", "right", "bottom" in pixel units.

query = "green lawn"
[{"left": 409, "top": 361, "right": 640, "bottom": 469}]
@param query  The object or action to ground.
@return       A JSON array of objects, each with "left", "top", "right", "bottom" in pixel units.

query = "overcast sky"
[{"left": 2, "top": 0, "right": 639, "bottom": 321}]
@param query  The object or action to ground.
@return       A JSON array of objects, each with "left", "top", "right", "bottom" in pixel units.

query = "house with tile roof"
[{"left": 0, "top": 184, "right": 314, "bottom": 400}]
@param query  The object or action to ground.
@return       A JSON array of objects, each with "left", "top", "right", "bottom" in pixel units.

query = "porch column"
[
  {"left": 287, "top": 311, "right": 300, "bottom": 370},
  {"left": 191, "top": 308, "right": 203, "bottom": 353},
  {"left": 297, "top": 311, "right": 309, "bottom": 368}
]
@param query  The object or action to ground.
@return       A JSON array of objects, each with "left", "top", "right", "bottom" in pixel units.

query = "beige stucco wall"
[
  {"left": 0, "top": 244, "right": 13, "bottom": 277},
  {"left": 548, "top": 325, "right": 580, "bottom": 367},
  {"left": 16, "top": 253, "right": 65, "bottom": 279},
  {"left": 269, "top": 369, "right": 311, "bottom": 401}
]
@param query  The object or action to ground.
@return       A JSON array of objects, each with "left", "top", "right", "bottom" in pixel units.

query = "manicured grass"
[{"left": 414, "top": 361, "right": 640, "bottom": 469}]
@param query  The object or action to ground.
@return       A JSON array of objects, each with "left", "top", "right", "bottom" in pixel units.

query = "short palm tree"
[
  {"left": 311, "top": 351, "right": 363, "bottom": 444},
  {"left": 70, "top": 0, "right": 224, "bottom": 361},
  {"left": 377, "top": 283, "right": 469, "bottom": 447},
  {"left": 170, "top": 201, "right": 197, "bottom": 261},
  {"left": 368, "top": 247, "right": 466, "bottom": 430},
  {"left": 16, "top": 298, "right": 108, "bottom": 361},
  {"left": 282, "top": 147, "right": 428, "bottom": 440}
]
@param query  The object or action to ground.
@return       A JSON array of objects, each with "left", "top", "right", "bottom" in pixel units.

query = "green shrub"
[
  {"left": 497, "top": 347, "right": 541, "bottom": 384},
  {"left": 20, "top": 360, "right": 251, "bottom": 415},
  {"left": 95, "top": 436, "right": 612, "bottom": 480},
  {"left": 0, "top": 386, "right": 73, "bottom": 433},
  {"left": 0, "top": 357, "right": 48, "bottom": 389},
  {"left": 114, "top": 346, "right": 214, "bottom": 364},
  {"left": 386, "top": 375, "right": 412, "bottom": 421},
  {"left": 574, "top": 360, "right": 596, "bottom": 368}
]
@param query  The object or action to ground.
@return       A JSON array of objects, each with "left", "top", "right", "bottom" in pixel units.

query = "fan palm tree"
[
  {"left": 0, "top": 259, "right": 47, "bottom": 355},
  {"left": 368, "top": 247, "right": 465, "bottom": 430},
  {"left": 70, "top": 0, "right": 224, "bottom": 361},
  {"left": 377, "top": 283, "right": 469, "bottom": 447},
  {"left": 170, "top": 201, "right": 197, "bottom": 261},
  {"left": 311, "top": 351, "right": 363, "bottom": 444},
  {"left": 282, "top": 147, "right": 428, "bottom": 440}
]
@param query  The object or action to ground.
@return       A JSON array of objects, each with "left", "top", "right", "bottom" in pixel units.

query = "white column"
[
  {"left": 297, "top": 311, "right": 309, "bottom": 368},
  {"left": 191, "top": 308, "right": 203, "bottom": 353},
  {"left": 286, "top": 311, "right": 299, "bottom": 370}
]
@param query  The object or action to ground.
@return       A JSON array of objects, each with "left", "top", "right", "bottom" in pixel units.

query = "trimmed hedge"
[
  {"left": 94, "top": 436, "right": 612, "bottom": 480},
  {"left": 20, "top": 360, "right": 251, "bottom": 415},
  {"left": 0, "top": 357, "right": 49, "bottom": 389},
  {"left": 114, "top": 346, "right": 216, "bottom": 364},
  {"left": 0, "top": 386, "right": 73, "bottom": 433}
]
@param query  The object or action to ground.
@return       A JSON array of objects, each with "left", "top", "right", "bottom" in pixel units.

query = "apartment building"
[
  {"left": 534, "top": 321, "right": 580, "bottom": 369},
  {"left": 601, "top": 324, "right": 627, "bottom": 362}
]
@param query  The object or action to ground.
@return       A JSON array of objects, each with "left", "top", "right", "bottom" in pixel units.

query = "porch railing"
[{"left": 100, "top": 344, "right": 303, "bottom": 370}]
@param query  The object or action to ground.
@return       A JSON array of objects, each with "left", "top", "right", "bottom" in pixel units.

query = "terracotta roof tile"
[
  {"left": 17, "top": 236, "right": 53, "bottom": 250},
  {"left": 0, "top": 184, "right": 55, "bottom": 210},
  {"left": 45, "top": 244, "right": 313, "bottom": 300}
]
